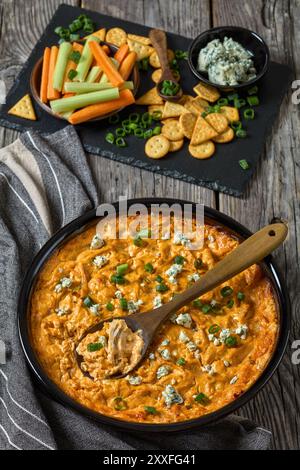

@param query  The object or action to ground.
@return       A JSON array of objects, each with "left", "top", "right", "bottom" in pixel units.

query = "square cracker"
[
  {"left": 193, "top": 82, "right": 220, "bottom": 102},
  {"left": 8, "top": 94, "right": 36, "bottom": 120},
  {"left": 190, "top": 116, "right": 218, "bottom": 145},
  {"left": 127, "top": 39, "right": 154, "bottom": 61},
  {"left": 128, "top": 34, "right": 151, "bottom": 45}
]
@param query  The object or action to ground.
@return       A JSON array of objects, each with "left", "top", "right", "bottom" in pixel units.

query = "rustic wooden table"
[{"left": 0, "top": 0, "right": 299, "bottom": 450}]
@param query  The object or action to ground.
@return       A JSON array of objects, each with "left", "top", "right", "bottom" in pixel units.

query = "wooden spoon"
[
  {"left": 149, "top": 29, "right": 183, "bottom": 102},
  {"left": 76, "top": 222, "right": 287, "bottom": 379}
]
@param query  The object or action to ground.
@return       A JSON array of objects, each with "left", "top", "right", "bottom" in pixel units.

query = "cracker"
[
  {"left": 169, "top": 139, "right": 184, "bottom": 152},
  {"left": 162, "top": 101, "right": 187, "bottom": 119},
  {"left": 205, "top": 113, "right": 228, "bottom": 134},
  {"left": 190, "top": 96, "right": 209, "bottom": 114},
  {"left": 212, "top": 127, "right": 235, "bottom": 143},
  {"left": 136, "top": 87, "right": 164, "bottom": 105},
  {"left": 179, "top": 112, "right": 197, "bottom": 139},
  {"left": 151, "top": 68, "right": 162, "bottom": 83},
  {"left": 149, "top": 49, "right": 175, "bottom": 68},
  {"left": 85, "top": 28, "right": 106, "bottom": 41},
  {"left": 190, "top": 116, "right": 218, "bottom": 145},
  {"left": 145, "top": 135, "right": 170, "bottom": 158},
  {"left": 193, "top": 82, "right": 220, "bottom": 102},
  {"left": 127, "top": 33, "right": 151, "bottom": 45},
  {"left": 127, "top": 39, "right": 154, "bottom": 61},
  {"left": 184, "top": 100, "right": 199, "bottom": 115},
  {"left": 8, "top": 94, "right": 36, "bottom": 120},
  {"left": 179, "top": 94, "right": 194, "bottom": 105},
  {"left": 161, "top": 119, "right": 184, "bottom": 141},
  {"left": 106, "top": 27, "right": 127, "bottom": 47},
  {"left": 189, "top": 141, "right": 215, "bottom": 159},
  {"left": 220, "top": 106, "right": 240, "bottom": 123},
  {"left": 148, "top": 104, "right": 164, "bottom": 119}
]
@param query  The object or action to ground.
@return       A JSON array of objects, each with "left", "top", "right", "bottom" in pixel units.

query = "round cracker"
[
  {"left": 179, "top": 112, "right": 197, "bottom": 139},
  {"left": 145, "top": 135, "right": 170, "bottom": 159},
  {"left": 149, "top": 49, "right": 175, "bottom": 68},
  {"left": 162, "top": 119, "right": 184, "bottom": 141},
  {"left": 106, "top": 27, "right": 127, "bottom": 47},
  {"left": 169, "top": 139, "right": 184, "bottom": 152},
  {"left": 189, "top": 141, "right": 215, "bottom": 159},
  {"left": 213, "top": 127, "right": 235, "bottom": 143},
  {"left": 151, "top": 68, "right": 162, "bottom": 83}
]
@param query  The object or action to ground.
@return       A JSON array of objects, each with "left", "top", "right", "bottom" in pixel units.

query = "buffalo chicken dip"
[{"left": 30, "top": 215, "right": 278, "bottom": 423}]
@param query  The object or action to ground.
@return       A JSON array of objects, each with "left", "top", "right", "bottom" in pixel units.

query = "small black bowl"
[{"left": 188, "top": 26, "right": 270, "bottom": 91}]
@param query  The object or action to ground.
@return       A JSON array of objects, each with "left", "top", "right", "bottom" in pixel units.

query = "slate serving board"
[{"left": 0, "top": 3, "right": 293, "bottom": 196}]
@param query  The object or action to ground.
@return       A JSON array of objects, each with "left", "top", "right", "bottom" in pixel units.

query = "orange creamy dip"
[{"left": 30, "top": 215, "right": 278, "bottom": 423}]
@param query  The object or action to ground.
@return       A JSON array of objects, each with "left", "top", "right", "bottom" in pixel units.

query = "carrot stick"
[
  {"left": 89, "top": 41, "right": 124, "bottom": 87},
  {"left": 102, "top": 45, "right": 111, "bottom": 55},
  {"left": 114, "top": 44, "right": 129, "bottom": 64},
  {"left": 62, "top": 43, "right": 83, "bottom": 94},
  {"left": 47, "top": 46, "right": 60, "bottom": 101},
  {"left": 119, "top": 51, "right": 137, "bottom": 80},
  {"left": 40, "top": 47, "right": 51, "bottom": 103},
  {"left": 69, "top": 89, "right": 135, "bottom": 125}
]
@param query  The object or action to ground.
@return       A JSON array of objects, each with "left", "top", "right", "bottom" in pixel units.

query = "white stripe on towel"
[
  {"left": 0, "top": 172, "right": 39, "bottom": 225},
  {"left": 0, "top": 369, "right": 49, "bottom": 427},
  {"left": 26, "top": 132, "right": 66, "bottom": 225},
  {"left": 0, "top": 397, "right": 54, "bottom": 450},
  {"left": 0, "top": 424, "right": 22, "bottom": 450}
]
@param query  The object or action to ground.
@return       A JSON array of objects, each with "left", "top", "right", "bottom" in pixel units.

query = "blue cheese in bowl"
[{"left": 197, "top": 36, "right": 257, "bottom": 86}]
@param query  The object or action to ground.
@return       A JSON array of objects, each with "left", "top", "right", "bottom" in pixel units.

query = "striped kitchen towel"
[{"left": 0, "top": 126, "right": 272, "bottom": 450}]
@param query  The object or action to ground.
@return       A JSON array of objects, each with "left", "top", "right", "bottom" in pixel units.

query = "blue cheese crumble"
[
  {"left": 162, "top": 385, "right": 184, "bottom": 407},
  {"left": 176, "top": 313, "right": 193, "bottom": 329},
  {"left": 153, "top": 295, "right": 162, "bottom": 309},
  {"left": 93, "top": 255, "right": 108, "bottom": 268},
  {"left": 173, "top": 232, "right": 191, "bottom": 247},
  {"left": 235, "top": 324, "right": 248, "bottom": 340},
  {"left": 165, "top": 263, "right": 183, "bottom": 284},
  {"left": 127, "top": 299, "right": 143, "bottom": 314},
  {"left": 90, "top": 234, "right": 105, "bottom": 249},
  {"left": 127, "top": 375, "right": 142, "bottom": 385},
  {"left": 54, "top": 277, "right": 72, "bottom": 292},
  {"left": 160, "top": 348, "right": 171, "bottom": 360},
  {"left": 178, "top": 330, "right": 190, "bottom": 343},
  {"left": 197, "top": 36, "right": 257, "bottom": 86},
  {"left": 187, "top": 273, "right": 200, "bottom": 282},
  {"left": 156, "top": 365, "right": 171, "bottom": 379}
]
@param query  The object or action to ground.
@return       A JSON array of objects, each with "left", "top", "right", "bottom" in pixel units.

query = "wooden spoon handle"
[
  {"left": 149, "top": 29, "right": 171, "bottom": 75},
  {"left": 139, "top": 223, "right": 288, "bottom": 331}
]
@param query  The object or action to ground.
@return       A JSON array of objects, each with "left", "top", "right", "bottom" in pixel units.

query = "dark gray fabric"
[{"left": 0, "top": 126, "right": 272, "bottom": 450}]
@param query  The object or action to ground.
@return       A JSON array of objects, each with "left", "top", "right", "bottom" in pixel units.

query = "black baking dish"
[{"left": 18, "top": 198, "right": 290, "bottom": 432}]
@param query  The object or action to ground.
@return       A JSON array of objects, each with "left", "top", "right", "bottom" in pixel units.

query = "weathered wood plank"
[
  {"left": 82, "top": 0, "right": 215, "bottom": 206},
  {"left": 213, "top": 0, "right": 300, "bottom": 449}
]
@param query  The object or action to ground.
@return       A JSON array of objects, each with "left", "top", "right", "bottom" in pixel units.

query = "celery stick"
[
  {"left": 60, "top": 111, "right": 73, "bottom": 120},
  {"left": 64, "top": 82, "right": 114, "bottom": 94},
  {"left": 75, "top": 35, "right": 100, "bottom": 82},
  {"left": 99, "top": 58, "right": 119, "bottom": 84},
  {"left": 120, "top": 81, "right": 134, "bottom": 91},
  {"left": 50, "top": 88, "right": 120, "bottom": 114},
  {"left": 86, "top": 66, "right": 102, "bottom": 83},
  {"left": 53, "top": 42, "right": 73, "bottom": 91}
]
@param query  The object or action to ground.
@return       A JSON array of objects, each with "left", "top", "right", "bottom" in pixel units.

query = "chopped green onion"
[
  {"left": 234, "top": 98, "right": 246, "bottom": 109},
  {"left": 239, "top": 159, "right": 250, "bottom": 170},
  {"left": 247, "top": 96, "right": 260, "bottom": 106},
  {"left": 208, "top": 324, "right": 220, "bottom": 334},
  {"left": 236, "top": 129, "right": 247, "bottom": 138},
  {"left": 194, "top": 258, "right": 203, "bottom": 269},
  {"left": 106, "top": 302, "right": 114, "bottom": 311},
  {"left": 174, "top": 255, "right": 185, "bottom": 265},
  {"left": 225, "top": 336, "right": 237, "bottom": 348},
  {"left": 134, "top": 128, "right": 144, "bottom": 138},
  {"left": 70, "top": 33, "right": 80, "bottom": 42},
  {"left": 116, "top": 137, "right": 127, "bottom": 147},
  {"left": 105, "top": 132, "right": 115, "bottom": 144},
  {"left": 122, "top": 119, "right": 130, "bottom": 128},
  {"left": 155, "top": 275, "right": 164, "bottom": 283},
  {"left": 244, "top": 108, "right": 255, "bottom": 120},
  {"left": 237, "top": 292, "right": 245, "bottom": 301},
  {"left": 83, "top": 296, "right": 93, "bottom": 308},
  {"left": 143, "top": 129, "right": 153, "bottom": 139},
  {"left": 152, "top": 126, "right": 161, "bottom": 135},
  {"left": 87, "top": 342, "right": 103, "bottom": 352},
  {"left": 133, "top": 236, "right": 144, "bottom": 247},
  {"left": 68, "top": 69, "right": 77, "bottom": 80},
  {"left": 194, "top": 393, "right": 209, "bottom": 405},
  {"left": 113, "top": 396, "right": 127, "bottom": 410},
  {"left": 170, "top": 58, "right": 179, "bottom": 70},
  {"left": 174, "top": 50, "right": 188, "bottom": 60},
  {"left": 227, "top": 299, "right": 234, "bottom": 309},
  {"left": 151, "top": 110, "right": 162, "bottom": 121},
  {"left": 69, "top": 50, "right": 81, "bottom": 64},
  {"left": 231, "top": 121, "right": 242, "bottom": 131},
  {"left": 140, "top": 58, "right": 149, "bottom": 71},
  {"left": 176, "top": 357, "right": 186, "bottom": 366},
  {"left": 193, "top": 299, "right": 202, "bottom": 309},
  {"left": 144, "top": 406, "right": 157, "bottom": 414},
  {"left": 119, "top": 298, "right": 128, "bottom": 310},
  {"left": 201, "top": 304, "right": 212, "bottom": 314},
  {"left": 220, "top": 286, "right": 233, "bottom": 297},
  {"left": 108, "top": 113, "right": 120, "bottom": 124},
  {"left": 248, "top": 86, "right": 259, "bottom": 95},
  {"left": 129, "top": 113, "right": 140, "bottom": 123},
  {"left": 227, "top": 93, "right": 239, "bottom": 101},
  {"left": 110, "top": 274, "right": 126, "bottom": 285},
  {"left": 156, "top": 283, "right": 168, "bottom": 292},
  {"left": 160, "top": 79, "right": 180, "bottom": 97},
  {"left": 144, "top": 263, "right": 154, "bottom": 273},
  {"left": 217, "top": 98, "right": 228, "bottom": 106},
  {"left": 116, "top": 263, "right": 128, "bottom": 275}
]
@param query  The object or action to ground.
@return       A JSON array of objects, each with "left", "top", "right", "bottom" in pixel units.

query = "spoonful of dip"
[{"left": 75, "top": 222, "right": 287, "bottom": 380}]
